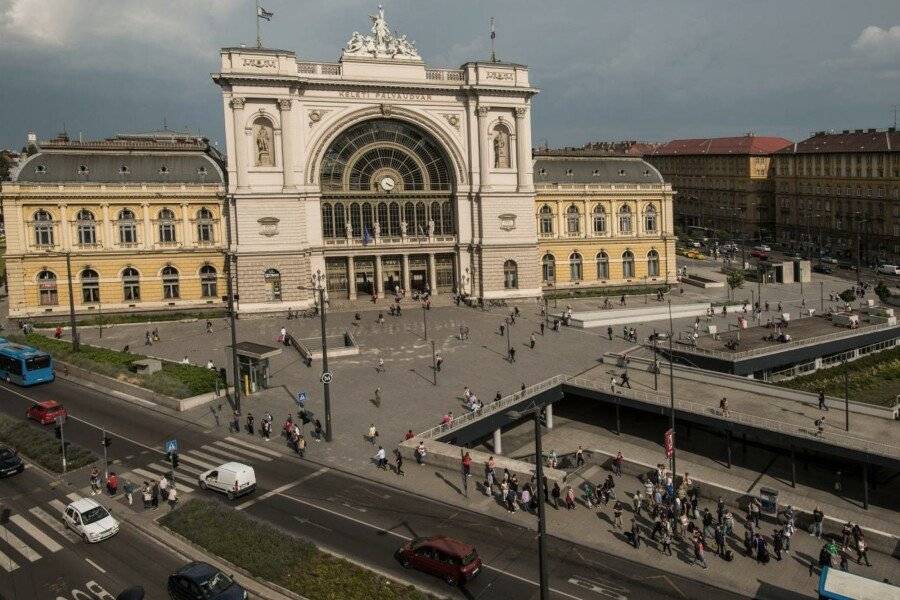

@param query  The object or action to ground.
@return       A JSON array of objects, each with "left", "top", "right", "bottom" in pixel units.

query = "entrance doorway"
[
  {"left": 409, "top": 255, "right": 428, "bottom": 292},
  {"left": 382, "top": 257, "right": 401, "bottom": 295},
  {"left": 355, "top": 258, "right": 375, "bottom": 296}
]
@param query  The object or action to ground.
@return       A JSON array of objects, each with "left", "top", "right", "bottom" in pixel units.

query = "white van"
[
  {"left": 875, "top": 264, "right": 900, "bottom": 276},
  {"left": 198, "top": 462, "right": 256, "bottom": 500}
]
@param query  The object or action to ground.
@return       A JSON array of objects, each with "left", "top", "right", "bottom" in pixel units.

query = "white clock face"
[{"left": 380, "top": 176, "right": 396, "bottom": 191}]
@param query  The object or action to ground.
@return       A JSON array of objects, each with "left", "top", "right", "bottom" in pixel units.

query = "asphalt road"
[
  {"left": 0, "top": 464, "right": 182, "bottom": 600},
  {"left": 0, "top": 377, "right": 771, "bottom": 600}
]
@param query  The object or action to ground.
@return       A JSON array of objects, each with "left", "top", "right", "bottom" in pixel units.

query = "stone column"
[
  {"left": 58, "top": 204, "right": 69, "bottom": 249},
  {"left": 141, "top": 203, "right": 152, "bottom": 249},
  {"left": 545, "top": 404, "right": 554, "bottom": 430},
  {"left": 180, "top": 203, "right": 191, "bottom": 246},
  {"left": 514, "top": 107, "right": 530, "bottom": 191},
  {"left": 428, "top": 254, "right": 437, "bottom": 293},
  {"left": 374, "top": 255, "right": 384, "bottom": 296},
  {"left": 347, "top": 256, "right": 356, "bottom": 300},
  {"left": 402, "top": 254, "right": 411, "bottom": 292},
  {"left": 493, "top": 428, "right": 502, "bottom": 455},
  {"left": 101, "top": 203, "right": 111, "bottom": 248},
  {"left": 230, "top": 97, "right": 247, "bottom": 189},
  {"left": 277, "top": 98, "right": 298, "bottom": 189},
  {"left": 476, "top": 106, "right": 491, "bottom": 189}
]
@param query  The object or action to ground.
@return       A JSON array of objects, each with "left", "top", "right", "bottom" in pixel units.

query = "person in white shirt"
[
  {"left": 181, "top": 356, "right": 190, "bottom": 365},
  {"left": 374, "top": 446, "right": 387, "bottom": 469}
]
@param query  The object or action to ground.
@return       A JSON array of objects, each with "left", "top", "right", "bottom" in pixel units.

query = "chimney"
[
  {"left": 867, "top": 128, "right": 876, "bottom": 133},
  {"left": 842, "top": 130, "right": 850, "bottom": 134}
]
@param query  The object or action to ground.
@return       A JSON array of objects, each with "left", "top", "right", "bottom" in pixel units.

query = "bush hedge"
[
  {"left": 0, "top": 412, "right": 96, "bottom": 473},
  {"left": 37, "top": 310, "right": 227, "bottom": 328},
  {"left": 161, "top": 499, "right": 433, "bottom": 600},
  {"left": 780, "top": 345, "right": 900, "bottom": 407},
  {"left": 9, "top": 333, "right": 218, "bottom": 399},
  {"left": 545, "top": 284, "right": 670, "bottom": 300}
]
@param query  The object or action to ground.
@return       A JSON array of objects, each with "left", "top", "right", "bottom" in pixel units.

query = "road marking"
[
  {"left": 199, "top": 443, "right": 272, "bottom": 463},
  {"left": 293, "top": 516, "right": 333, "bottom": 532},
  {"left": 147, "top": 461, "right": 202, "bottom": 476},
  {"left": 28, "top": 507, "right": 79, "bottom": 543},
  {"left": 48, "top": 499, "right": 67, "bottom": 514},
  {"left": 275, "top": 490, "right": 585, "bottom": 600},
  {"left": 236, "top": 467, "right": 328, "bottom": 511},
  {"left": 224, "top": 436, "right": 282, "bottom": 457},
  {"left": 0, "top": 525, "right": 42, "bottom": 561},
  {"left": 129, "top": 468, "right": 196, "bottom": 492},
  {"left": 0, "top": 548, "right": 19, "bottom": 572},
  {"left": 65, "top": 493, "right": 83, "bottom": 502},
  {"left": 182, "top": 448, "right": 238, "bottom": 465},
  {"left": 9, "top": 514, "right": 63, "bottom": 552},
  {"left": 176, "top": 453, "right": 216, "bottom": 470},
  {"left": 85, "top": 558, "right": 107, "bottom": 573},
  {"left": 212, "top": 440, "right": 277, "bottom": 462},
  {"left": 568, "top": 577, "right": 628, "bottom": 600}
]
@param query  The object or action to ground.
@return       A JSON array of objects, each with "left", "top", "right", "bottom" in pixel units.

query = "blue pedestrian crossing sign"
[
  {"left": 296, "top": 392, "right": 307, "bottom": 406},
  {"left": 164, "top": 439, "right": 178, "bottom": 454}
]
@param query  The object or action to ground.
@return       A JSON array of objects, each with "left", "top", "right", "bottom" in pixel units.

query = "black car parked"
[
  {"left": 0, "top": 446, "right": 25, "bottom": 477},
  {"left": 812, "top": 264, "right": 833, "bottom": 274},
  {"left": 167, "top": 562, "right": 247, "bottom": 600}
]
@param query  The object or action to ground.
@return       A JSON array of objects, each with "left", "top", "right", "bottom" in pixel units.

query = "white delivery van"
[{"left": 198, "top": 462, "right": 256, "bottom": 500}]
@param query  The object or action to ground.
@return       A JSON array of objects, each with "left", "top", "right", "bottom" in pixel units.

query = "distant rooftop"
[
  {"left": 534, "top": 154, "right": 664, "bottom": 185},
  {"left": 776, "top": 128, "right": 899, "bottom": 155},
  {"left": 649, "top": 134, "right": 792, "bottom": 156},
  {"left": 536, "top": 141, "right": 659, "bottom": 158}
]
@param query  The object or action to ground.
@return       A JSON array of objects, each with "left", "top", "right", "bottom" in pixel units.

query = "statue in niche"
[
  {"left": 427, "top": 219, "right": 435, "bottom": 236},
  {"left": 493, "top": 126, "right": 510, "bottom": 168},
  {"left": 254, "top": 121, "right": 274, "bottom": 166},
  {"left": 400, "top": 220, "right": 408, "bottom": 236},
  {"left": 345, "top": 219, "right": 353, "bottom": 238},
  {"left": 373, "top": 221, "right": 381, "bottom": 238}
]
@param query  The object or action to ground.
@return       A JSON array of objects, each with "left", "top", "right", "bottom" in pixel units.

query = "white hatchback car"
[
  {"left": 64, "top": 498, "right": 120, "bottom": 543},
  {"left": 876, "top": 264, "right": 900, "bottom": 275}
]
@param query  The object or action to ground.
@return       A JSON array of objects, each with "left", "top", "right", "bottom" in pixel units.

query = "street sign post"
[
  {"left": 320, "top": 371, "right": 333, "bottom": 384},
  {"left": 164, "top": 439, "right": 179, "bottom": 455},
  {"left": 296, "top": 392, "right": 307, "bottom": 407},
  {"left": 56, "top": 415, "right": 67, "bottom": 473}
]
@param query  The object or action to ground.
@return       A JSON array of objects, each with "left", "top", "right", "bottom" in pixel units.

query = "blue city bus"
[
  {"left": 0, "top": 342, "right": 55, "bottom": 386},
  {"left": 818, "top": 566, "right": 900, "bottom": 600}
]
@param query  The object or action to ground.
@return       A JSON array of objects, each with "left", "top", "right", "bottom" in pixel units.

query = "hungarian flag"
[
  {"left": 363, "top": 227, "right": 372, "bottom": 246},
  {"left": 257, "top": 5, "right": 274, "bottom": 21}
]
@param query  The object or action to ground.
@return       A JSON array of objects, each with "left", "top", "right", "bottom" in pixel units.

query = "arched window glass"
[
  {"left": 33, "top": 210, "right": 54, "bottom": 246},
  {"left": 376, "top": 202, "right": 388, "bottom": 236},
  {"left": 618, "top": 205, "right": 633, "bottom": 234},
  {"left": 197, "top": 208, "right": 214, "bottom": 243},
  {"left": 592, "top": 205, "right": 607, "bottom": 234},
  {"left": 322, "top": 203, "right": 334, "bottom": 238},
  {"left": 200, "top": 265, "right": 217, "bottom": 297},
  {"left": 388, "top": 202, "right": 401, "bottom": 236},
  {"left": 622, "top": 250, "right": 635, "bottom": 278},
  {"left": 566, "top": 205, "right": 580, "bottom": 235},
  {"left": 539, "top": 205, "right": 554, "bottom": 235},
  {"left": 37, "top": 270, "right": 58, "bottom": 305},
  {"left": 118, "top": 209, "right": 137, "bottom": 245},
  {"left": 542, "top": 253, "right": 556, "bottom": 283},
  {"left": 158, "top": 208, "right": 177, "bottom": 243},
  {"left": 403, "top": 202, "right": 415, "bottom": 232},
  {"left": 597, "top": 252, "right": 609, "bottom": 280},
  {"left": 441, "top": 202, "right": 454, "bottom": 234},
  {"left": 161, "top": 266, "right": 180, "bottom": 299},
  {"left": 264, "top": 268, "right": 281, "bottom": 302},
  {"left": 569, "top": 252, "right": 583, "bottom": 281},
  {"left": 503, "top": 260, "right": 518, "bottom": 289},
  {"left": 81, "top": 269, "right": 100, "bottom": 303},
  {"left": 647, "top": 250, "right": 660, "bottom": 277},
  {"left": 644, "top": 204, "right": 658, "bottom": 233},
  {"left": 415, "top": 202, "right": 427, "bottom": 236},
  {"left": 350, "top": 202, "right": 362, "bottom": 238},
  {"left": 122, "top": 267, "right": 140, "bottom": 301},
  {"left": 76, "top": 210, "right": 96, "bottom": 245},
  {"left": 430, "top": 201, "right": 442, "bottom": 235},
  {"left": 333, "top": 203, "right": 346, "bottom": 237},
  {"left": 361, "top": 202, "right": 374, "bottom": 237}
]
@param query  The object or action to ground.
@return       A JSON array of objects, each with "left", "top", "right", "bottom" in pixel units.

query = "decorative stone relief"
[
  {"left": 342, "top": 5, "right": 421, "bottom": 61},
  {"left": 307, "top": 109, "right": 330, "bottom": 127},
  {"left": 277, "top": 98, "right": 292, "bottom": 111},
  {"left": 442, "top": 113, "right": 461, "bottom": 130},
  {"left": 498, "top": 213, "right": 517, "bottom": 231},
  {"left": 380, "top": 103, "right": 393, "bottom": 117},
  {"left": 230, "top": 97, "right": 246, "bottom": 110},
  {"left": 243, "top": 57, "right": 276, "bottom": 68},
  {"left": 258, "top": 217, "right": 280, "bottom": 237},
  {"left": 475, "top": 106, "right": 490, "bottom": 118},
  {"left": 515, "top": 107, "right": 528, "bottom": 119}
]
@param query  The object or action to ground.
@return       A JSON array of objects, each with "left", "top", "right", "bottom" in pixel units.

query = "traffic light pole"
[
  {"left": 223, "top": 195, "right": 242, "bottom": 414},
  {"left": 58, "top": 418, "right": 67, "bottom": 474},
  {"left": 101, "top": 429, "right": 109, "bottom": 479},
  {"left": 319, "top": 286, "right": 333, "bottom": 442}
]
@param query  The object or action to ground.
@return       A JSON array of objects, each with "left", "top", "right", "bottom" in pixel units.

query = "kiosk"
[{"left": 235, "top": 342, "right": 282, "bottom": 395}]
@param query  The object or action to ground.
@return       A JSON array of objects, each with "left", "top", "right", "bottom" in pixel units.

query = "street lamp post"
[
  {"left": 311, "top": 272, "right": 334, "bottom": 442},
  {"left": 667, "top": 299, "right": 676, "bottom": 479},
  {"left": 422, "top": 303, "right": 428, "bottom": 341},
  {"left": 223, "top": 195, "right": 241, "bottom": 413},
  {"left": 843, "top": 361, "right": 850, "bottom": 432}
]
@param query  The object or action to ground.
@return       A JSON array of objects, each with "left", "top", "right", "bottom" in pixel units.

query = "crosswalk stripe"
[
  {"left": 183, "top": 449, "right": 236, "bottom": 465},
  {"left": 224, "top": 436, "right": 282, "bottom": 458},
  {"left": 147, "top": 462, "right": 201, "bottom": 477},
  {"left": 129, "top": 469, "right": 196, "bottom": 492},
  {"left": 0, "top": 525, "right": 42, "bottom": 561},
  {"left": 9, "top": 515, "right": 62, "bottom": 552},
  {"left": 28, "top": 507, "right": 79, "bottom": 543},
  {"left": 177, "top": 453, "right": 217, "bottom": 470},
  {"left": 65, "top": 493, "right": 82, "bottom": 502},
  {"left": 0, "top": 548, "right": 19, "bottom": 572},
  {"left": 211, "top": 440, "right": 274, "bottom": 462},
  {"left": 48, "top": 499, "right": 67, "bottom": 515},
  {"left": 199, "top": 444, "right": 259, "bottom": 462}
]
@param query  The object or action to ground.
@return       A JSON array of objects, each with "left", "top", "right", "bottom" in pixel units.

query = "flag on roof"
[{"left": 257, "top": 5, "right": 273, "bottom": 21}]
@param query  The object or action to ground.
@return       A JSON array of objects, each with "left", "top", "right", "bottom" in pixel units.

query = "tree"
[
  {"left": 874, "top": 281, "right": 890, "bottom": 302},
  {"left": 838, "top": 288, "right": 856, "bottom": 303},
  {"left": 726, "top": 271, "right": 744, "bottom": 300}
]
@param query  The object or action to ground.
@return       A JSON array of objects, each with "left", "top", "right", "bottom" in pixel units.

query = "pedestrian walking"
[
  {"left": 106, "top": 472, "right": 119, "bottom": 495},
  {"left": 230, "top": 411, "right": 240, "bottom": 433},
  {"left": 89, "top": 467, "right": 101, "bottom": 495},
  {"left": 374, "top": 387, "right": 382, "bottom": 407},
  {"left": 508, "top": 347, "right": 516, "bottom": 362},
  {"left": 715, "top": 524, "right": 726, "bottom": 556},
  {"left": 141, "top": 482, "right": 152, "bottom": 509},
  {"left": 297, "top": 434, "right": 306, "bottom": 458},
  {"left": 773, "top": 529, "right": 784, "bottom": 561},
  {"left": 374, "top": 446, "right": 387, "bottom": 469},
  {"left": 151, "top": 482, "right": 160, "bottom": 509},
  {"left": 499, "top": 323, "right": 505, "bottom": 336},
  {"left": 719, "top": 397, "right": 729, "bottom": 417},
  {"left": 695, "top": 537, "right": 709, "bottom": 569},
  {"left": 262, "top": 418, "right": 271, "bottom": 441},
  {"left": 565, "top": 486, "right": 576, "bottom": 510},
  {"left": 246, "top": 412, "right": 255, "bottom": 436},
  {"left": 124, "top": 480, "right": 136, "bottom": 506},
  {"left": 376, "top": 357, "right": 385, "bottom": 373},
  {"left": 415, "top": 441, "right": 427, "bottom": 464},
  {"left": 607, "top": 325, "right": 614, "bottom": 340},
  {"left": 856, "top": 535, "right": 871, "bottom": 566},
  {"left": 366, "top": 423, "right": 378, "bottom": 444},
  {"left": 167, "top": 485, "right": 178, "bottom": 509},
  {"left": 630, "top": 518, "right": 641, "bottom": 549},
  {"left": 529, "top": 334, "right": 536, "bottom": 349},
  {"left": 818, "top": 390, "right": 828, "bottom": 411},
  {"left": 815, "top": 416, "right": 826, "bottom": 436},
  {"left": 661, "top": 531, "right": 673, "bottom": 556},
  {"left": 435, "top": 354, "right": 443, "bottom": 371},
  {"left": 811, "top": 506, "right": 824, "bottom": 538},
  {"left": 206, "top": 320, "right": 213, "bottom": 334},
  {"left": 748, "top": 497, "right": 761, "bottom": 528},
  {"left": 540, "top": 322, "right": 545, "bottom": 335},
  {"left": 613, "top": 451, "right": 623, "bottom": 476},
  {"left": 394, "top": 448, "right": 404, "bottom": 476},
  {"left": 619, "top": 372, "right": 631, "bottom": 389},
  {"left": 575, "top": 445, "right": 585, "bottom": 467},
  {"left": 613, "top": 501, "right": 624, "bottom": 529},
  {"left": 313, "top": 419, "right": 323, "bottom": 441},
  {"left": 144, "top": 330, "right": 152, "bottom": 345}
]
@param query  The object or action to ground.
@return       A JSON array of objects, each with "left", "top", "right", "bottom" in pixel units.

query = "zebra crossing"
[{"left": 113, "top": 437, "right": 282, "bottom": 495}]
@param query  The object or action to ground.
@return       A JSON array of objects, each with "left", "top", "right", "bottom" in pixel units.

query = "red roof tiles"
[
  {"left": 775, "top": 129, "right": 899, "bottom": 154},
  {"left": 650, "top": 135, "right": 792, "bottom": 156}
]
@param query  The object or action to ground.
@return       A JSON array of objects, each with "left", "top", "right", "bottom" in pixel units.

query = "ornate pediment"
[{"left": 342, "top": 5, "right": 421, "bottom": 61}]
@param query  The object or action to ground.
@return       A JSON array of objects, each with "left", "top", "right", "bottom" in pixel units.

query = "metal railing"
[
  {"left": 297, "top": 62, "right": 342, "bottom": 76},
  {"left": 425, "top": 69, "right": 465, "bottom": 82}
]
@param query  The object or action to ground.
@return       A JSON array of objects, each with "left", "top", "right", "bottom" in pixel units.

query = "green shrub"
[
  {"left": 780, "top": 346, "right": 900, "bottom": 406},
  {"left": 37, "top": 310, "right": 227, "bottom": 328},
  {"left": 0, "top": 413, "right": 96, "bottom": 473},
  {"left": 546, "top": 285, "right": 670, "bottom": 300},
  {"left": 161, "top": 500, "right": 432, "bottom": 600},
  {"left": 839, "top": 289, "right": 856, "bottom": 303},
  {"left": 874, "top": 281, "right": 890, "bottom": 302}
]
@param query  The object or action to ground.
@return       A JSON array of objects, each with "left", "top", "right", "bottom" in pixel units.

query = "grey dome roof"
[{"left": 533, "top": 156, "right": 663, "bottom": 184}]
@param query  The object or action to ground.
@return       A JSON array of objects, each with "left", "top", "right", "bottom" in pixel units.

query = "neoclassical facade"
[
  {"left": 214, "top": 8, "right": 541, "bottom": 310},
  {"left": 533, "top": 152, "right": 676, "bottom": 289},
  {"left": 1, "top": 132, "right": 226, "bottom": 318}
]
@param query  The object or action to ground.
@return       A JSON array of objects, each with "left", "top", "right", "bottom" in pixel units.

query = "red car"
[
  {"left": 750, "top": 249, "right": 769, "bottom": 260},
  {"left": 26, "top": 400, "right": 67, "bottom": 425},
  {"left": 397, "top": 535, "right": 482, "bottom": 586}
]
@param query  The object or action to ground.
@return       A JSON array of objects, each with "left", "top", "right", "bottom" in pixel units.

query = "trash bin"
[{"left": 759, "top": 487, "right": 778, "bottom": 515}]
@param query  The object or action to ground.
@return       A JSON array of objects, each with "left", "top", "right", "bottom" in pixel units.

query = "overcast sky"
[{"left": 1, "top": 0, "right": 899, "bottom": 151}]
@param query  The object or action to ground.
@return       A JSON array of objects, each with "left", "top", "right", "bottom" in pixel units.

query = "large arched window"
[
  {"left": 118, "top": 209, "right": 137, "bottom": 245},
  {"left": 542, "top": 253, "right": 556, "bottom": 283},
  {"left": 539, "top": 205, "right": 554, "bottom": 235},
  {"left": 430, "top": 201, "right": 442, "bottom": 235},
  {"left": 569, "top": 252, "right": 583, "bottom": 281},
  {"left": 592, "top": 205, "right": 607, "bottom": 235},
  {"left": 503, "top": 260, "right": 518, "bottom": 289},
  {"left": 122, "top": 267, "right": 140, "bottom": 301},
  {"left": 361, "top": 202, "right": 374, "bottom": 237},
  {"left": 376, "top": 202, "right": 389, "bottom": 236},
  {"left": 597, "top": 252, "right": 609, "bottom": 280},
  {"left": 81, "top": 269, "right": 100, "bottom": 303},
  {"left": 200, "top": 265, "right": 218, "bottom": 297},
  {"left": 321, "top": 203, "right": 334, "bottom": 238},
  {"left": 197, "top": 208, "right": 215, "bottom": 242},
  {"left": 415, "top": 202, "right": 427, "bottom": 236},
  {"left": 333, "top": 203, "right": 346, "bottom": 237},
  {"left": 33, "top": 210, "right": 54, "bottom": 246},
  {"left": 349, "top": 202, "right": 362, "bottom": 238},
  {"left": 618, "top": 204, "right": 633, "bottom": 234},
  {"left": 264, "top": 268, "right": 281, "bottom": 302},
  {"left": 158, "top": 208, "right": 177, "bottom": 243},
  {"left": 76, "top": 210, "right": 96, "bottom": 245},
  {"left": 566, "top": 205, "right": 580, "bottom": 235},
  {"left": 647, "top": 249, "right": 660, "bottom": 277},
  {"left": 37, "top": 270, "right": 58, "bottom": 305},
  {"left": 441, "top": 202, "right": 454, "bottom": 235},
  {"left": 622, "top": 250, "right": 635, "bottom": 278},
  {"left": 644, "top": 204, "right": 658, "bottom": 233},
  {"left": 388, "top": 202, "right": 401, "bottom": 236},
  {"left": 161, "top": 266, "right": 180, "bottom": 299}
]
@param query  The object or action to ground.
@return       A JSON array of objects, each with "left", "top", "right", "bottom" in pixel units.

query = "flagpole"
[
  {"left": 256, "top": 0, "right": 261, "bottom": 48},
  {"left": 490, "top": 17, "right": 497, "bottom": 63}
]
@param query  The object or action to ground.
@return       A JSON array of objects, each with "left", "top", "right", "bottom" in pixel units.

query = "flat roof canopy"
[{"left": 234, "top": 341, "right": 282, "bottom": 360}]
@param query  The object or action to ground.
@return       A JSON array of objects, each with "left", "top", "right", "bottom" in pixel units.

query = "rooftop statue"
[{"left": 342, "top": 4, "right": 421, "bottom": 61}]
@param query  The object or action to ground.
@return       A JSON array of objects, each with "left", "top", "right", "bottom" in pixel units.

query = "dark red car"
[
  {"left": 397, "top": 535, "right": 482, "bottom": 586},
  {"left": 26, "top": 400, "right": 67, "bottom": 425},
  {"left": 750, "top": 249, "right": 769, "bottom": 260}
]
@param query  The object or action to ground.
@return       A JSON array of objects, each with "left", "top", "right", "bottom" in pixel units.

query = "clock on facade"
[{"left": 379, "top": 176, "right": 396, "bottom": 191}]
